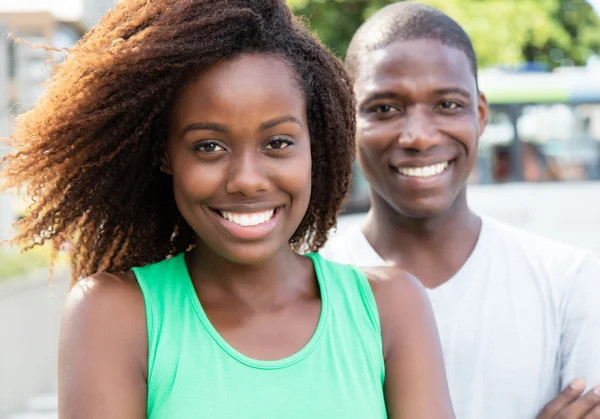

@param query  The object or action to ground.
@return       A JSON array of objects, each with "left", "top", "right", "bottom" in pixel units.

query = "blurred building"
[
  {"left": 0, "top": 12, "right": 84, "bottom": 242},
  {"left": 82, "top": 0, "right": 117, "bottom": 31},
  {"left": 0, "top": 21, "right": 8, "bottom": 139},
  {"left": 0, "top": 12, "right": 84, "bottom": 115},
  {"left": 0, "top": 2, "right": 115, "bottom": 242}
]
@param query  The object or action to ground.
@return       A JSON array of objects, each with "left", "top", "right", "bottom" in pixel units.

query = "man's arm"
[
  {"left": 560, "top": 252, "right": 600, "bottom": 390},
  {"left": 536, "top": 252, "right": 600, "bottom": 419},
  {"left": 537, "top": 379, "right": 600, "bottom": 418}
]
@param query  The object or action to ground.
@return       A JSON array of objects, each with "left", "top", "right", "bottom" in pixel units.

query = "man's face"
[{"left": 354, "top": 39, "right": 488, "bottom": 219}]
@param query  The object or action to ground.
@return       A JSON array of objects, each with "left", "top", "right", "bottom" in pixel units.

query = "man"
[{"left": 321, "top": 3, "right": 600, "bottom": 418}]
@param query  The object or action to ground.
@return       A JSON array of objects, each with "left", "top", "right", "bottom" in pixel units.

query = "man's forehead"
[{"left": 353, "top": 39, "right": 476, "bottom": 95}]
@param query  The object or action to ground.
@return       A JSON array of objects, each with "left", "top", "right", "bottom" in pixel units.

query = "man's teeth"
[
  {"left": 398, "top": 161, "right": 449, "bottom": 178},
  {"left": 221, "top": 209, "right": 276, "bottom": 227}
]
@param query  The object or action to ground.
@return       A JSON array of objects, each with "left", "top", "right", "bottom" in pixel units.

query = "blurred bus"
[{"left": 341, "top": 67, "right": 600, "bottom": 254}]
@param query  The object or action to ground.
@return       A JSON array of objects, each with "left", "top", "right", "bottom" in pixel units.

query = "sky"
[
  {"left": 1, "top": 0, "right": 600, "bottom": 21},
  {"left": 0, "top": 0, "right": 82, "bottom": 20}
]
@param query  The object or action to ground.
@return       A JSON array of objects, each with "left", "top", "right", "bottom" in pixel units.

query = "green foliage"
[
  {"left": 288, "top": 0, "right": 600, "bottom": 69},
  {"left": 0, "top": 247, "right": 49, "bottom": 281}
]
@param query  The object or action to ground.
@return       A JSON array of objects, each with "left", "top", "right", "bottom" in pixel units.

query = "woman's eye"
[
  {"left": 374, "top": 105, "right": 398, "bottom": 114},
  {"left": 265, "top": 138, "right": 293, "bottom": 150},
  {"left": 193, "top": 141, "right": 225, "bottom": 153}
]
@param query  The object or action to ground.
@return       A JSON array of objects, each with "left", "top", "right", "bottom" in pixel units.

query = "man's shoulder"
[
  {"left": 483, "top": 216, "right": 595, "bottom": 275},
  {"left": 485, "top": 216, "right": 588, "bottom": 253},
  {"left": 320, "top": 222, "right": 365, "bottom": 264}
]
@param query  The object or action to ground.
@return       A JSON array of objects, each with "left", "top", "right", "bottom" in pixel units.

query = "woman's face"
[{"left": 165, "top": 54, "right": 312, "bottom": 264}]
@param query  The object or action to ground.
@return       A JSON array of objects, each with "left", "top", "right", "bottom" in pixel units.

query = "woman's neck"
[{"left": 185, "top": 243, "right": 316, "bottom": 312}]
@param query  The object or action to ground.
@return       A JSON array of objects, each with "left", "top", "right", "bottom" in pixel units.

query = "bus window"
[
  {"left": 345, "top": 161, "right": 371, "bottom": 213},
  {"left": 473, "top": 108, "right": 515, "bottom": 184},
  {"left": 516, "top": 104, "right": 600, "bottom": 181}
]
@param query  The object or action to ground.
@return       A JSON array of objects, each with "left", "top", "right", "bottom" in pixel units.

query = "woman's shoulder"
[
  {"left": 360, "top": 267, "right": 454, "bottom": 418},
  {"left": 361, "top": 266, "right": 427, "bottom": 307},
  {"left": 360, "top": 267, "right": 432, "bottom": 357},
  {"left": 62, "top": 271, "right": 147, "bottom": 361},
  {"left": 59, "top": 271, "right": 149, "bottom": 416},
  {"left": 315, "top": 256, "right": 428, "bottom": 317},
  {"left": 66, "top": 271, "right": 143, "bottom": 314}
]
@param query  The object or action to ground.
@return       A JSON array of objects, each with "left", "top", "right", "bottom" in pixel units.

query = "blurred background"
[{"left": 1, "top": 0, "right": 600, "bottom": 417}]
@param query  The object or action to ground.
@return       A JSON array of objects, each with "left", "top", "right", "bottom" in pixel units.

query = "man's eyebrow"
[
  {"left": 363, "top": 88, "right": 472, "bottom": 101},
  {"left": 182, "top": 122, "right": 228, "bottom": 135},
  {"left": 434, "top": 87, "right": 472, "bottom": 98}
]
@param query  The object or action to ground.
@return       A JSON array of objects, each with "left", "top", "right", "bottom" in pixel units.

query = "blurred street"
[
  {"left": 6, "top": 394, "right": 57, "bottom": 419},
  {"left": 0, "top": 269, "right": 68, "bottom": 419},
  {"left": 2, "top": 0, "right": 600, "bottom": 418}
]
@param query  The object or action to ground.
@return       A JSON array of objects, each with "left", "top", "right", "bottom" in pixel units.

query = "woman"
[{"left": 1, "top": 1, "right": 455, "bottom": 417}]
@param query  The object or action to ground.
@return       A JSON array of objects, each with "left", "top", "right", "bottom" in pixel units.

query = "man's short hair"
[{"left": 346, "top": 2, "right": 478, "bottom": 86}]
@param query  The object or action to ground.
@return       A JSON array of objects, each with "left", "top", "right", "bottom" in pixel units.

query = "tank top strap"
[
  {"left": 132, "top": 252, "right": 387, "bottom": 418},
  {"left": 132, "top": 253, "right": 190, "bottom": 385},
  {"left": 305, "top": 253, "right": 384, "bottom": 382}
]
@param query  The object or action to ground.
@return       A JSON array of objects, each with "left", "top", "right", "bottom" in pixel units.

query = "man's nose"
[{"left": 397, "top": 107, "right": 440, "bottom": 152}]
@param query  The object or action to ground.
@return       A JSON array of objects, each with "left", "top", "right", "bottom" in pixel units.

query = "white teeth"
[
  {"left": 398, "top": 161, "right": 449, "bottom": 178},
  {"left": 221, "top": 209, "right": 275, "bottom": 227}
]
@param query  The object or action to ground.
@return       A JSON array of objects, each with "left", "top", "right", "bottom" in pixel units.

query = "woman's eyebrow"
[{"left": 183, "top": 122, "right": 229, "bottom": 135}]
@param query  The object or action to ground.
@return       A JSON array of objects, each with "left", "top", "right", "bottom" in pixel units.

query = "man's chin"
[{"left": 393, "top": 199, "right": 455, "bottom": 220}]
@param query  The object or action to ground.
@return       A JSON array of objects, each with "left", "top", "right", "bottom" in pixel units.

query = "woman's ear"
[{"left": 160, "top": 153, "right": 173, "bottom": 175}]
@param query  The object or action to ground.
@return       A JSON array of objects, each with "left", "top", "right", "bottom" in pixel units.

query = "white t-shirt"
[{"left": 321, "top": 216, "right": 600, "bottom": 419}]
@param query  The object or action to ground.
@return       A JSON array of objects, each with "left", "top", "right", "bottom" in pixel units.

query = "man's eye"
[
  {"left": 440, "top": 101, "right": 460, "bottom": 110},
  {"left": 193, "top": 141, "right": 225, "bottom": 153},
  {"left": 265, "top": 138, "right": 293, "bottom": 150}
]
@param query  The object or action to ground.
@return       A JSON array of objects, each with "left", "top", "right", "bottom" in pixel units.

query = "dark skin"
[
  {"left": 58, "top": 54, "right": 455, "bottom": 418},
  {"left": 354, "top": 38, "right": 600, "bottom": 418},
  {"left": 165, "top": 55, "right": 318, "bottom": 360},
  {"left": 355, "top": 38, "right": 485, "bottom": 289}
]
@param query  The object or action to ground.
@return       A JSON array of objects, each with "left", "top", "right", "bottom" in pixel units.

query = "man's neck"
[{"left": 363, "top": 189, "right": 482, "bottom": 289}]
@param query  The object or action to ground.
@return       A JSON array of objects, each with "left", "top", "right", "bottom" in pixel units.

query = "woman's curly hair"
[{"left": 0, "top": 0, "right": 356, "bottom": 284}]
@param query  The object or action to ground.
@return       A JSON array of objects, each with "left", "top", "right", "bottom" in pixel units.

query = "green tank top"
[{"left": 132, "top": 252, "right": 387, "bottom": 418}]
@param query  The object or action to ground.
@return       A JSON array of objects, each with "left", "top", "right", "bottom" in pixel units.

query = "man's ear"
[{"left": 477, "top": 91, "right": 489, "bottom": 137}]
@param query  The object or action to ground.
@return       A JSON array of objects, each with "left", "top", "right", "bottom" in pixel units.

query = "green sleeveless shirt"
[{"left": 132, "top": 252, "right": 387, "bottom": 418}]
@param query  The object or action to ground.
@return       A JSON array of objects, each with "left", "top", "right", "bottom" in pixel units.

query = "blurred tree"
[{"left": 287, "top": 0, "right": 600, "bottom": 69}]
